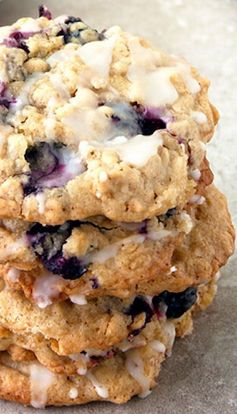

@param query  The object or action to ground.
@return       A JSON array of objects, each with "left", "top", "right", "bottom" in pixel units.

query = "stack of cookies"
[{"left": 0, "top": 6, "right": 234, "bottom": 408}]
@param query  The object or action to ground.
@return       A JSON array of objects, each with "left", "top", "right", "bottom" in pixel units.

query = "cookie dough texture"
[{"left": 0, "top": 13, "right": 218, "bottom": 224}]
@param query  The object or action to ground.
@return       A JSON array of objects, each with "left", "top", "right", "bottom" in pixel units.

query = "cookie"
[
  {"left": 0, "top": 184, "right": 233, "bottom": 304},
  {"left": 0, "top": 8, "right": 218, "bottom": 224},
  {"left": 0, "top": 278, "right": 217, "bottom": 407},
  {"left": 0, "top": 282, "right": 199, "bottom": 357},
  {"left": 0, "top": 279, "right": 216, "bottom": 377}
]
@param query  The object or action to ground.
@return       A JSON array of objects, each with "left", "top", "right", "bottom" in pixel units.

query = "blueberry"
[
  {"left": 125, "top": 296, "right": 154, "bottom": 337},
  {"left": 24, "top": 142, "right": 59, "bottom": 195},
  {"left": 24, "top": 141, "right": 85, "bottom": 195},
  {"left": 0, "top": 81, "right": 15, "bottom": 109},
  {"left": 137, "top": 108, "right": 166, "bottom": 135},
  {"left": 57, "top": 17, "right": 103, "bottom": 45},
  {"left": 38, "top": 5, "right": 52, "bottom": 20},
  {"left": 107, "top": 103, "right": 167, "bottom": 139},
  {"left": 138, "top": 220, "right": 148, "bottom": 235},
  {"left": 27, "top": 221, "right": 88, "bottom": 279},
  {"left": 3, "top": 31, "right": 30, "bottom": 53},
  {"left": 90, "top": 277, "right": 100, "bottom": 289},
  {"left": 158, "top": 207, "right": 177, "bottom": 223},
  {"left": 25, "top": 142, "right": 58, "bottom": 179},
  {"left": 153, "top": 287, "right": 197, "bottom": 319},
  {"left": 65, "top": 16, "right": 82, "bottom": 24}
]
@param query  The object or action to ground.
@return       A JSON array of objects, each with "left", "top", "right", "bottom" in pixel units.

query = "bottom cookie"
[{"left": 0, "top": 278, "right": 217, "bottom": 407}]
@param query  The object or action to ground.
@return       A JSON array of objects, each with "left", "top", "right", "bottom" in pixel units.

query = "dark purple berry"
[
  {"left": 158, "top": 207, "right": 177, "bottom": 223},
  {"left": 3, "top": 31, "right": 31, "bottom": 53},
  {"left": 153, "top": 287, "right": 197, "bottom": 319},
  {"left": 23, "top": 141, "right": 85, "bottom": 195},
  {"left": 38, "top": 5, "right": 52, "bottom": 20},
  {"left": 137, "top": 107, "right": 166, "bottom": 135},
  {"left": 0, "top": 81, "right": 15, "bottom": 109},
  {"left": 90, "top": 277, "right": 100, "bottom": 289},
  {"left": 107, "top": 103, "right": 167, "bottom": 139},
  {"left": 65, "top": 16, "right": 82, "bottom": 24},
  {"left": 27, "top": 221, "right": 88, "bottom": 279},
  {"left": 57, "top": 17, "right": 103, "bottom": 45}
]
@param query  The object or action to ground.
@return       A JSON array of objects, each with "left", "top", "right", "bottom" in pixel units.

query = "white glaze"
[
  {"left": 126, "top": 349, "right": 151, "bottom": 398},
  {"left": 30, "top": 364, "right": 55, "bottom": 408},
  {"left": 77, "top": 366, "right": 87, "bottom": 376},
  {"left": 32, "top": 272, "right": 65, "bottom": 308},
  {"left": 190, "top": 168, "right": 201, "bottom": 181},
  {"left": 127, "top": 36, "right": 200, "bottom": 108},
  {"left": 84, "top": 349, "right": 107, "bottom": 357},
  {"left": 127, "top": 37, "right": 179, "bottom": 106},
  {"left": 118, "top": 337, "right": 147, "bottom": 352},
  {"left": 86, "top": 372, "right": 109, "bottom": 399},
  {"left": 189, "top": 194, "right": 206, "bottom": 205},
  {"left": 62, "top": 88, "right": 110, "bottom": 142},
  {"left": 108, "top": 131, "right": 163, "bottom": 167},
  {"left": 148, "top": 228, "right": 174, "bottom": 241},
  {"left": 88, "top": 234, "right": 145, "bottom": 264},
  {"left": 78, "top": 37, "right": 116, "bottom": 88},
  {"left": 170, "top": 266, "right": 177, "bottom": 273},
  {"left": 179, "top": 211, "right": 194, "bottom": 233},
  {"left": 35, "top": 192, "right": 46, "bottom": 214},
  {"left": 17, "top": 18, "right": 41, "bottom": 33},
  {"left": 98, "top": 171, "right": 108, "bottom": 182},
  {"left": 47, "top": 43, "right": 78, "bottom": 65},
  {"left": 68, "top": 387, "right": 79, "bottom": 399},
  {"left": 149, "top": 340, "right": 166, "bottom": 353},
  {"left": 6, "top": 268, "right": 20, "bottom": 282},
  {"left": 49, "top": 73, "right": 71, "bottom": 100},
  {"left": 70, "top": 294, "right": 88, "bottom": 305},
  {"left": 79, "top": 131, "right": 163, "bottom": 167},
  {"left": 191, "top": 110, "right": 207, "bottom": 124},
  {"left": 163, "top": 322, "right": 176, "bottom": 357}
]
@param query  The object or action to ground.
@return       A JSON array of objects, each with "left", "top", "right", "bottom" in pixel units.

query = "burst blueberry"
[
  {"left": 108, "top": 103, "right": 167, "bottom": 138},
  {"left": 27, "top": 221, "right": 88, "bottom": 279},
  {"left": 24, "top": 141, "right": 85, "bottom": 195}
]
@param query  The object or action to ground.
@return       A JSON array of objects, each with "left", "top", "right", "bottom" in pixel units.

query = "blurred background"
[{"left": 0, "top": 1, "right": 236, "bottom": 413}]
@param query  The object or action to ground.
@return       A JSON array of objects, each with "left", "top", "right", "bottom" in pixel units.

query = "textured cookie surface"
[
  {"left": 0, "top": 184, "right": 234, "bottom": 303},
  {"left": 0, "top": 278, "right": 217, "bottom": 407},
  {"left": 0, "top": 9, "right": 218, "bottom": 224}
]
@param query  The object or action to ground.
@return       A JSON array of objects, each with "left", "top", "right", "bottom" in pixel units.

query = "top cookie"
[{"left": 0, "top": 7, "right": 218, "bottom": 224}]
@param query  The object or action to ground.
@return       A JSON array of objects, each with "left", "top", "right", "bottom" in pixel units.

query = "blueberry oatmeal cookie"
[
  {"left": 0, "top": 278, "right": 217, "bottom": 407},
  {"left": 0, "top": 185, "right": 233, "bottom": 304},
  {"left": 0, "top": 7, "right": 218, "bottom": 224}
]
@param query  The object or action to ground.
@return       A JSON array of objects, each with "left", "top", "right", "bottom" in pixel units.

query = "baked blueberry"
[
  {"left": 3, "top": 31, "right": 31, "bottom": 53},
  {"left": 108, "top": 103, "right": 167, "bottom": 139},
  {"left": 0, "top": 81, "right": 15, "bottom": 109},
  {"left": 24, "top": 141, "right": 85, "bottom": 195},
  {"left": 27, "top": 221, "right": 88, "bottom": 279},
  {"left": 153, "top": 287, "right": 197, "bottom": 319}
]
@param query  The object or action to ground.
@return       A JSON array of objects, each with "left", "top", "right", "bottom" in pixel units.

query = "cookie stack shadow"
[{"left": 0, "top": 9, "right": 235, "bottom": 408}]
